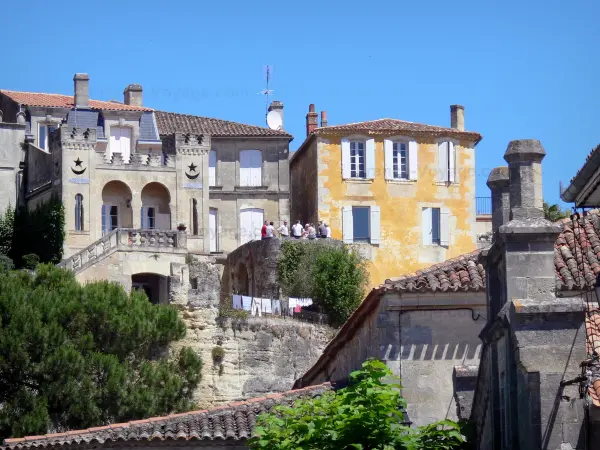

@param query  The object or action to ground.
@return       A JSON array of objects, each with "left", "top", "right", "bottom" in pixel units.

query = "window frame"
[
  {"left": 147, "top": 207, "right": 156, "bottom": 229},
  {"left": 239, "top": 149, "right": 263, "bottom": 187},
  {"left": 209, "top": 207, "right": 219, "bottom": 252},
  {"left": 209, "top": 150, "right": 217, "bottom": 187},
  {"left": 392, "top": 140, "right": 409, "bottom": 180},
  {"left": 38, "top": 123, "right": 56, "bottom": 151},
  {"left": 437, "top": 138, "right": 458, "bottom": 183},
  {"left": 349, "top": 140, "right": 367, "bottom": 179},
  {"left": 431, "top": 207, "right": 441, "bottom": 245},
  {"left": 109, "top": 205, "right": 119, "bottom": 231},
  {"left": 75, "top": 194, "right": 84, "bottom": 231},
  {"left": 352, "top": 206, "right": 371, "bottom": 243}
]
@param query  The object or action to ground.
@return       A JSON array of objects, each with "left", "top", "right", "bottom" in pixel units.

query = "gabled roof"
[
  {"left": 2, "top": 383, "right": 332, "bottom": 448},
  {"left": 561, "top": 143, "right": 600, "bottom": 205},
  {"left": 0, "top": 90, "right": 152, "bottom": 112},
  {"left": 313, "top": 118, "right": 482, "bottom": 142},
  {"left": 155, "top": 110, "right": 292, "bottom": 138}
]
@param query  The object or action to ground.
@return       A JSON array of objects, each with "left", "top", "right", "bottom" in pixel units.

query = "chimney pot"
[
  {"left": 503, "top": 139, "right": 546, "bottom": 220},
  {"left": 124, "top": 84, "right": 143, "bottom": 107},
  {"left": 268, "top": 101, "right": 284, "bottom": 129},
  {"left": 486, "top": 167, "right": 510, "bottom": 233},
  {"left": 73, "top": 73, "right": 89, "bottom": 108},
  {"left": 306, "top": 104, "right": 318, "bottom": 137},
  {"left": 320, "top": 111, "right": 328, "bottom": 128},
  {"left": 450, "top": 105, "right": 465, "bottom": 131}
]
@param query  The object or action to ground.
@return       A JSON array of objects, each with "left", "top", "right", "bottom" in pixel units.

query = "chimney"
[
  {"left": 124, "top": 84, "right": 143, "bottom": 107},
  {"left": 306, "top": 104, "right": 318, "bottom": 136},
  {"left": 450, "top": 105, "right": 465, "bottom": 131},
  {"left": 503, "top": 139, "right": 545, "bottom": 220},
  {"left": 320, "top": 110, "right": 328, "bottom": 128},
  {"left": 268, "top": 100, "right": 284, "bottom": 128},
  {"left": 73, "top": 73, "right": 89, "bottom": 108},
  {"left": 486, "top": 167, "right": 510, "bottom": 233}
]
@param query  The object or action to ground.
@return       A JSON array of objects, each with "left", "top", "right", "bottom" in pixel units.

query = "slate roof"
[
  {"left": 138, "top": 111, "right": 160, "bottom": 141},
  {"left": 0, "top": 90, "right": 152, "bottom": 112},
  {"left": 313, "top": 118, "right": 482, "bottom": 142},
  {"left": 66, "top": 110, "right": 105, "bottom": 140},
  {"left": 155, "top": 110, "right": 292, "bottom": 138},
  {"left": 2, "top": 383, "right": 332, "bottom": 449}
]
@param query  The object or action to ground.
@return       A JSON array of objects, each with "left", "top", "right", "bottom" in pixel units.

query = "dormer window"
[
  {"left": 109, "top": 126, "right": 132, "bottom": 163},
  {"left": 39, "top": 124, "right": 56, "bottom": 150}
]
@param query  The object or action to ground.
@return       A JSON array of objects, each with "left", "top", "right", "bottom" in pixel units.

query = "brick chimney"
[
  {"left": 124, "top": 84, "right": 143, "bottom": 107},
  {"left": 306, "top": 104, "right": 318, "bottom": 136},
  {"left": 450, "top": 105, "right": 464, "bottom": 131},
  {"left": 486, "top": 167, "right": 510, "bottom": 233},
  {"left": 268, "top": 101, "right": 284, "bottom": 128},
  {"left": 320, "top": 110, "right": 328, "bottom": 128},
  {"left": 74, "top": 73, "right": 89, "bottom": 108}
]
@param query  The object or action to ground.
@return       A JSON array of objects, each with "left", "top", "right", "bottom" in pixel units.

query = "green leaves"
[
  {"left": 543, "top": 202, "right": 570, "bottom": 222},
  {"left": 249, "top": 359, "right": 465, "bottom": 450},
  {"left": 0, "top": 265, "right": 202, "bottom": 439}
]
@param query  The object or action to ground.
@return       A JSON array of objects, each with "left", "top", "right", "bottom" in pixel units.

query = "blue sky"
[{"left": 2, "top": 0, "right": 598, "bottom": 206}]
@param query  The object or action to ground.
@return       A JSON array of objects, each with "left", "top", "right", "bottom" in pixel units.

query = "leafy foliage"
[
  {"left": 250, "top": 359, "right": 465, "bottom": 450},
  {"left": 0, "top": 264, "right": 202, "bottom": 439},
  {"left": 0, "top": 205, "right": 14, "bottom": 256},
  {"left": 543, "top": 202, "right": 570, "bottom": 222},
  {"left": 218, "top": 298, "right": 249, "bottom": 320},
  {"left": 22, "top": 254, "right": 40, "bottom": 270},
  {"left": 0, "top": 255, "right": 14, "bottom": 272},
  {"left": 278, "top": 241, "right": 369, "bottom": 326},
  {"left": 211, "top": 346, "right": 225, "bottom": 362}
]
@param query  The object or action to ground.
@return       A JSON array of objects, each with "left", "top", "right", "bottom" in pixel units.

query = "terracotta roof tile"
[
  {"left": 155, "top": 110, "right": 292, "bottom": 138},
  {"left": 1, "top": 383, "right": 331, "bottom": 448},
  {"left": 0, "top": 90, "right": 152, "bottom": 112},
  {"left": 313, "top": 118, "right": 482, "bottom": 142}
]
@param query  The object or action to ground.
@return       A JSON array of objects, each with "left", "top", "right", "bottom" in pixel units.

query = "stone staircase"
[{"left": 58, "top": 229, "right": 187, "bottom": 275}]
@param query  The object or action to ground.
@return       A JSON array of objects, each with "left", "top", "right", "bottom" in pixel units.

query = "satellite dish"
[{"left": 266, "top": 110, "right": 283, "bottom": 130}]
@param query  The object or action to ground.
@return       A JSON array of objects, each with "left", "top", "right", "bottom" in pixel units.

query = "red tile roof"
[
  {"left": 1, "top": 383, "right": 331, "bottom": 448},
  {"left": 0, "top": 90, "right": 153, "bottom": 112},
  {"left": 155, "top": 110, "right": 292, "bottom": 138}
]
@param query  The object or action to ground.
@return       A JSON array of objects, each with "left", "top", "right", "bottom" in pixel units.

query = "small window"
[
  {"left": 431, "top": 208, "right": 440, "bottom": 244},
  {"left": 147, "top": 207, "right": 156, "bottom": 229},
  {"left": 392, "top": 142, "right": 408, "bottom": 179},
  {"left": 192, "top": 199, "right": 199, "bottom": 235},
  {"left": 39, "top": 124, "right": 56, "bottom": 150},
  {"left": 109, "top": 206, "right": 119, "bottom": 231},
  {"left": 422, "top": 207, "right": 447, "bottom": 246},
  {"left": 350, "top": 141, "right": 366, "bottom": 178},
  {"left": 352, "top": 206, "right": 370, "bottom": 243},
  {"left": 75, "top": 194, "right": 84, "bottom": 231}
]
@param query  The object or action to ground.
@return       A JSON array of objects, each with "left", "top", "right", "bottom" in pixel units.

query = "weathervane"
[{"left": 258, "top": 65, "right": 274, "bottom": 116}]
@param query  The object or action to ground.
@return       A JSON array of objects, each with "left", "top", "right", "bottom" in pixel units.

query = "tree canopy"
[
  {"left": 250, "top": 359, "right": 466, "bottom": 450},
  {"left": 0, "top": 264, "right": 202, "bottom": 439},
  {"left": 543, "top": 202, "right": 570, "bottom": 222}
]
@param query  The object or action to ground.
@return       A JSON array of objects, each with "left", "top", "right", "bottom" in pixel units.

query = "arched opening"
[
  {"left": 75, "top": 194, "right": 84, "bottom": 231},
  {"left": 233, "top": 262, "right": 250, "bottom": 296},
  {"left": 141, "top": 182, "right": 171, "bottom": 230},
  {"left": 101, "top": 181, "right": 133, "bottom": 234},
  {"left": 132, "top": 273, "right": 169, "bottom": 304}
]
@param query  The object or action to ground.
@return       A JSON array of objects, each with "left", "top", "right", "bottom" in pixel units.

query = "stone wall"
[{"left": 0, "top": 122, "right": 25, "bottom": 213}]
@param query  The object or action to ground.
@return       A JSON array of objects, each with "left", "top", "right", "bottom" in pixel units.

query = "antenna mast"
[{"left": 258, "top": 65, "right": 274, "bottom": 116}]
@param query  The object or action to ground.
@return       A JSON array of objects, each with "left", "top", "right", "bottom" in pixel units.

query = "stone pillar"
[{"left": 486, "top": 166, "right": 510, "bottom": 234}]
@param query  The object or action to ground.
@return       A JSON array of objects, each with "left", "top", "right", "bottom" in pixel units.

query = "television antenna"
[{"left": 258, "top": 65, "right": 274, "bottom": 116}]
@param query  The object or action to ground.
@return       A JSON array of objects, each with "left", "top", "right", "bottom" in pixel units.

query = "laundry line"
[{"left": 231, "top": 294, "right": 313, "bottom": 317}]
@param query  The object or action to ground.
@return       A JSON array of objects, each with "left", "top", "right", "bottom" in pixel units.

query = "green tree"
[
  {"left": 0, "top": 205, "right": 14, "bottom": 257},
  {"left": 543, "top": 202, "right": 570, "bottom": 222},
  {"left": 250, "top": 359, "right": 465, "bottom": 450},
  {"left": 0, "top": 264, "right": 202, "bottom": 439}
]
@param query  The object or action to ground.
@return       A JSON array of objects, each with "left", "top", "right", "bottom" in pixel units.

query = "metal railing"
[{"left": 476, "top": 197, "right": 492, "bottom": 215}]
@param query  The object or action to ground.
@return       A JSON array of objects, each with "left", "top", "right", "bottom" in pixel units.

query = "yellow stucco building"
[{"left": 290, "top": 104, "right": 482, "bottom": 288}]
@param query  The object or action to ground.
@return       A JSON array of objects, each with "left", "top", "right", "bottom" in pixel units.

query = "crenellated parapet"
[
  {"left": 60, "top": 125, "right": 98, "bottom": 151},
  {"left": 174, "top": 132, "right": 211, "bottom": 155}
]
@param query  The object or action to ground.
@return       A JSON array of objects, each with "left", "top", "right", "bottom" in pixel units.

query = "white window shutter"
[
  {"left": 254, "top": 151, "right": 262, "bottom": 186},
  {"left": 120, "top": 128, "right": 131, "bottom": 163},
  {"left": 341, "top": 138, "right": 351, "bottom": 179},
  {"left": 408, "top": 140, "right": 418, "bottom": 180},
  {"left": 109, "top": 127, "right": 120, "bottom": 159},
  {"left": 421, "top": 207, "right": 432, "bottom": 245},
  {"left": 438, "top": 142, "right": 448, "bottom": 182},
  {"left": 365, "top": 138, "right": 375, "bottom": 179},
  {"left": 384, "top": 139, "right": 393, "bottom": 180},
  {"left": 209, "top": 150, "right": 216, "bottom": 186},
  {"left": 440, "top": 207, "right": 450, "bottom": 246},
  {"left": 342, "top": 206, "right": 354, "bottom": 243},
  {"left": 448, "top": 142, "right": 456, "bottom": 183},
  {"left": 370, "top": 206, "right": 380, "bottom": 245}
]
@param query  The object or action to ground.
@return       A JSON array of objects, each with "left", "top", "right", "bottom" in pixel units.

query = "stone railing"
[{"left": 58, "top": 228, "right": 187, "bottom": 274}]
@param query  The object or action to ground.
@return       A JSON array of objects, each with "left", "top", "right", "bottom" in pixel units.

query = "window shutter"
[
  {"left": 448, "top": 142, "right": 456, "bottom": 183},
  {"left": 440, "top": 207, "right": 450, "bottom": 246},
  {"left": 341, "top": 138, "right": 351, "bottom": 179},
  {"left": 342, "top": 206, "right": 354, "bottom": 243},
  {"left": 209, "top": 151, "right": 217, "bottom": 186},
  {"left": 408, "top": 140, "right": 418, "bottom": 180},
  {"left": 365, "top": 138, "right": 375, "bottom": 179},
  {"left": 438, "top": 141, "right": 448, "bottom": 182},
  {"left": 141, "top": 207, "right": 146, "bottom": 229},
  {"left": 109, "top": 127, "right": 119, "bottom": 159},
  {"left": 384, "top": 139, "right": 393, "bottom": 180},
  {"left": 101, "top": 205, "right": 107, "bottom": 234},
  {"left": 421, "top": 207, "right": 432, "bottom": 245},
  {"left": 254, "top": 151, "right": 262, "bottom": 186},
  {"left": 120, "top": 128, "right": 131, "bottom": 163},
  {"left": 370, "top": 206, "right": 380, "bottom": 245}
]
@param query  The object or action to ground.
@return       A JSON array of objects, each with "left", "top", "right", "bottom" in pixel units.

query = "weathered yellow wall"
[{"left": 316, "top": 135, "right": 477, "bottom": 289}]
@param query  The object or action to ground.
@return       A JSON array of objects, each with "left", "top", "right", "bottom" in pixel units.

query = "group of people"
[{"left": 260, "top": 220, "right": 332, "bottom": 240}]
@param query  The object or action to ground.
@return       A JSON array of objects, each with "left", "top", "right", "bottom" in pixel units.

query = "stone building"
[{"left": 289, "top": 104, "right": 482, "bottom": 288}]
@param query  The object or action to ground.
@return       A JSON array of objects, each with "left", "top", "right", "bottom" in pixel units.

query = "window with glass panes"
[
  {"left": 350, "top": 141, "right": 366, "bottom": 178},
  {"left": 392, "top": 142, "right": 408, "bottom": 179}
]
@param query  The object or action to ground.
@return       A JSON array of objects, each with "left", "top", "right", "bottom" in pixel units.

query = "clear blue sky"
[{"left": 2, "top": 0, "right": 598, "bottom": 206}]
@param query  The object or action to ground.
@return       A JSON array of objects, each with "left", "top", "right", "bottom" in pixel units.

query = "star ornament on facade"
[
  {"left": 188, "top": 163, "right": 197, "bottom": 173},
  {"left": 74, "top": 157, "right": 83, "bottom": 167}
]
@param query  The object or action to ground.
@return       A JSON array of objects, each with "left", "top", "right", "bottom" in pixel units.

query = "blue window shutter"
[
  {"left": 141, "top": 207, "right": 145, "bottom": 229},
  {"left": 432, "top": 208, "right": 441, "bottom": 244},
  {"left": 101, "top": 205, "right": 107, "bottom": 234}
]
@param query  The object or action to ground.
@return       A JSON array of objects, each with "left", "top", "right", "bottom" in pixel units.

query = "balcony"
[{"left": 476, "top": 197, "right": 492, "bottom": 216}]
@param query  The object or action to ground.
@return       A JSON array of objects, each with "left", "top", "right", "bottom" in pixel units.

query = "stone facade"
[{"left": 0, "top": 122, "right": 25, "bottom": 212}]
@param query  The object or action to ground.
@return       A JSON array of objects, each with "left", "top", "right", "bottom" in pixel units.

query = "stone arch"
[
  {"left": 141, "top": 182, "right": 171, "bottom": 230},
  {"left": 233, "top": 262, "right": 250, "bottom": 296},
  {"left": 101, "top": 180, "right": 133, "bottom": 232},
  {"left": 131, "top": 272, "right": 169, "bottom": 304}
]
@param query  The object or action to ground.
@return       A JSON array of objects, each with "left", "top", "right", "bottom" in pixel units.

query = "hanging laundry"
[
  {"left": 261, "top": 298, "right": 272, "bottom": 314},
  {"left": 251, "top": 298, "right": 262, "bottom": 317},
  {"left": 241, "top": 296, "right": 252, "bottom": 312},
  {"left": 288, "top": 298, "right": 298, "bottom": 316},
  {"left": 232, "top": 294, "right": 243, "bottom": 310},
  {"left": 271, "top": 299, "right": 281, "bottom": 315}
]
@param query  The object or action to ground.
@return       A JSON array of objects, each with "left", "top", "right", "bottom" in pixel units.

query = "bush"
[
  {"left": 0, "top": 254, "right": 14, "bottom": 272},
  {"left": 212, "top": 346, "right": 225, "bottom": 363},
  {"left": 218, "top": 299, "right": 249, "bottom": 320},
  {"left": 22, "top": 253, "right": 40, "bottom": 270},
  {"left": 0, "top": 205, "right": 15, "bottom": 256}
]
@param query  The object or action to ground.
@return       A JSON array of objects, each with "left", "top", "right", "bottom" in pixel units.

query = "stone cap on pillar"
[
  {"left": 486, "top": 166, "right": 509, "bottom": 189},
  {"left": 504, "top": 139, "right": 546, "bottom": 164}
]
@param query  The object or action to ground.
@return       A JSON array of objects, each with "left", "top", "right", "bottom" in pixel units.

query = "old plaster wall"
[
  {"left": 315, "top": 135, "right": 477, "bottom": 288},
  {"left": 0, "top": 123, "right": 25, "bottom": 213},
  {"left": 289, "top": 138, "right": 318, "bottom": 225}
]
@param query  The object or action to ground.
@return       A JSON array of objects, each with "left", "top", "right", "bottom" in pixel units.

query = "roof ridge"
[{"left": 0, "top": 89, "right": 71, "bottom": 97}]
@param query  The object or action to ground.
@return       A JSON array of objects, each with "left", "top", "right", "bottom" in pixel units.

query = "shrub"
[
  {"left": 22, "top": 253, "right": 40, "bottom": 270},
  {"left": 218, "top": 299, "right": 249, "bottom": 320},
  {"left": 0, "top": 205, "right": 15, "bottom": 256},
  {"left": 212, "top": 346, "right": 225, "bottom": 363},
  {"left": 0, "top": 254, "right": 14, "bottom": 272}
]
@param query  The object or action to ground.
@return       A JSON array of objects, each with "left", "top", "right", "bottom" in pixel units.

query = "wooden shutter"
[
  {"left": 341, "top": 138, "right": 351, "bottom": 179},
  {"left": 384, "top": 139, "right": 393, "bottom": 180},
  {"left": 408, "top": 140, "right": 418, "bottom": 180},
  {"left": 370, "top": 206, "right": 381, "bottom": 245},
  {"left": 109, "top": 127, "right": 120, "bottom": 160},
  {"left": 253, "top": 209, "right": 264, "bottom": 241},
  {"left": 438, "top": 141, "right": 448, "bottom": 182},
  {"left": 120, "top": 127, "right": 131, "bottom": 163},
  {"left": 209, "top": 151, "right": 216, "bottom": 186},
  {"left": 440, "top": 207, "right": 450, "bottom": 246},
  {"left": 342, "top": 206, "right": 354, "bottom": 243},
  {"left": 421, "top": 207, "right": 432, "bottom": 245},
  {"left": 365, "top": 138, "right": 375, "bottom": 179},
  {"left": 140, "top": 207, "right": 146, "bottom": 229},
  {"left": 253, "top": 151, "right": 262, "bottom": 186},
  {"left": 240, "top": 209, "right": 251, "bottom": 244},
  {"left": 448, "top": 142, "right": 456, "bottom": 183},
  {"left": 239, "top": 151, "right": 250, "bottom": 186}
]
